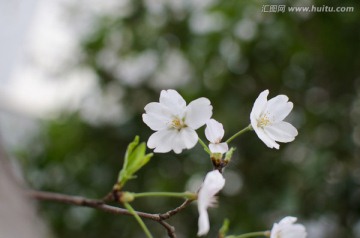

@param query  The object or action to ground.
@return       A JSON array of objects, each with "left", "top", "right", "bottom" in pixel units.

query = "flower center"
[
  {"left": 257, "top": 114, "right": 271, "bottom": 128},
  {"left": 170, "top": 117, "right": 186, "bottom": 130},
  {"left": 275, "top": 230, "right": 282, "bottom": 238}
]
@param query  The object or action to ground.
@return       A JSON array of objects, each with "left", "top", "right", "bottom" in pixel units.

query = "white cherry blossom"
[
  {"left": 197, "top": 170, "right": 225, "bottom": 236},
  {"left": 143, "top": 89, "right": 212, "bottom": 154},
  {"left": 250, "top": 89, "right": 298, "bottom": 149},
  {"left": 270, "top": 216, "right": 307, "bottom": 238},
  {"left": 205, "top": 119, "right": 229, "bottom": 154}
]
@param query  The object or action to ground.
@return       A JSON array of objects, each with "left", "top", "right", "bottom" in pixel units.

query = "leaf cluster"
[{"left": 117, "top": 136, "right": 153, "bottom": 189}]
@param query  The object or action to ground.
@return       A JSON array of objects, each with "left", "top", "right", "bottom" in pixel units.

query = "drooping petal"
[
  {"left": 147, "top": 129, "right": 176, "bottom": 153},
  {"left": 197, "top": 208, "right": 210, "bottom": 236},
  {"left": 205, "top": 119, "right": 225, "bottom": 143},
  {"left": 270, "top": 216, "right": 307, "bottom": 238},
  {"left": 253, "top": 126, "right": 280, "bottom": 149},
  {"left": 209, "top": 142, "right": 229, "bottom": 154},
  {"left": 197, "top": 170, "right": 225, "bottom": 236},
  {"left": 250, "top": 89, "right": 269, "bottom": 120},
  {"left": 264, "top": 121, "right": 298, "bottom": 143},
  {"left": 266, "top": 95, "right": 293, "bottom": 122},
  {"left": 200, "top": 170, "right": 226, "bottom": 195},
  {"left": 185, "top": 97, "right": 213, "bottom": 130},
  {"left": 159, "top": 89, "right": 187, "bottom": 117}
]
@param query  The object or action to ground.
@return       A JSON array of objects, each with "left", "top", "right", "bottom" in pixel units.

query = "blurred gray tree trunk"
[
  {"left": 0, "top": 1, "right": 49, "bottom": 236},
  {"left": 0, "top": 143, "right": 48, "bottom": 238}
]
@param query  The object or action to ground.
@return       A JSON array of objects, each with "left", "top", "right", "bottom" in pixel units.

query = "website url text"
[{"left": 262, "top": 5, "right": 354, "bottom": 13}]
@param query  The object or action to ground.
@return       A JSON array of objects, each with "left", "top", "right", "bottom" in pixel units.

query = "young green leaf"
[{"left": 117, "top": 136, "right": 153, "bottom": 189}]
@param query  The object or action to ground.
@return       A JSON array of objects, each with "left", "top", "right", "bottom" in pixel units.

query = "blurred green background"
[{"left": 15, "top": 0, "right": 360, "bottom": 237}]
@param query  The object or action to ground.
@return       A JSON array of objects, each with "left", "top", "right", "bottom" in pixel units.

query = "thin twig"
[
  {"left": 27, "top": 190, "right": 181, "bottom": 237},
  {"left": 159, "top": 199, "right": 194, "bottom": 220},
  {"left": 158, "top": 220, "right": 176, "bottom": 238}
]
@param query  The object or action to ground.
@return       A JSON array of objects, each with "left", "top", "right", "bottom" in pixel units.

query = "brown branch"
[
  {"left": 27, "top": 190, "right": 182, "bottom": 238},
  {"left": 28, "top": 190, "right": 152, "bottom": 218},
  {"left": 159, "top": 199, "right": 194, "bottom": 220},
  {"left": 159, "top": 220, "right": 176, "bottom": 238}
]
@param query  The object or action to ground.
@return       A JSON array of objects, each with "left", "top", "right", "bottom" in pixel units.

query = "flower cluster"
[
  {"left": 142, "top": 89, "right": 301, "bottom": 236},
  {"left": 143, "top": 89, "right": 298, "bottom": 154}
]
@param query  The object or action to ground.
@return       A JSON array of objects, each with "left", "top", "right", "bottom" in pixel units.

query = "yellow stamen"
[
  {"left": 171, "top": 118, "right": 186, "bottom": 130},
  {"left": 257, "top": 114, "right": 271, "bottom": 127}
]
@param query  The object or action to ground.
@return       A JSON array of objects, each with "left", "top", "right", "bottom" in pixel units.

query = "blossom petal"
[
  {"left": 250, "top": 89, "right": 269, "bottom": 120},
  {"left": 171, "top": 128, "right": 198, "bottom": 154},
  {"left": 264, "top": 121, "right": 298, "bottom": 143},
  {"left": 279, "top": 216, "right": 297, "bottom": 225},
  {"left": 159, "top": 89, "right": 186, "bottom": 117},
  {"left": 143, "top": 114, "right": 166, "bottom": 131},
  {"left": 179, "top": 127, "right": 199, "bottom": 149},
  {"left": 205, "top": 119, "right": 225, "bottom": 143},
  {"left": 271, "top": 216, "right": 307, "bottom": 238},
  {"left": 250, "top": 114, "right": 259, "bottom": 132},
  {"left": 142, "top": 102, "right": 171, "bottom": 131},
  {"left": 197, "top": 170, "right": 225, "bottom": 236},
  {"left": 147, "top": 128, "right": 198, "bottom": 154},
  {"left": 197, "top": 208, "right": 210, "bottom": 236},
  {"left": 253, "top": 126, "right": 280, "bottom": 149},
  {"left": 144, "top": 102, "right": 171, "bottom": 117},
  {"left": 203, "top": 171, "right": 225, "bottom": 191},
  {"left": 198, "top": 170, "right": 225, "bottom": 206},
  {"left": 286, "top": 225, "right": 307, "bottom": 238},
  {"left": 147, "top": 130, "right": 175, "bottom": 153},
  {"left": 143, "top": 102, "right": 173, "bottom": 131},
  {"left": 185, "top": 98, "right": 213, "bottom": 130},
  {"left": 266, "top": 95, "right": 293, "bottom": 122},
  {"left": 209, "top": 143, "right": 229, "bottom": 154}
]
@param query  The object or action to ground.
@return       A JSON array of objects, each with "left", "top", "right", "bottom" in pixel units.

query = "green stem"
[
  {"left": 133, "top": 192, "right": 196, "bottom": 200},
  {"left": 124, "top": 202, "right": 153, "bottom": 238},
  {"left": 226, "top": 230, "right": 270, "bottom": 238},
  {"left": 226, "top": 124, "right": 252, "bottom": 144},
  {"left": 198, "top": 137, "right": 211, "bottom": 154}
]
